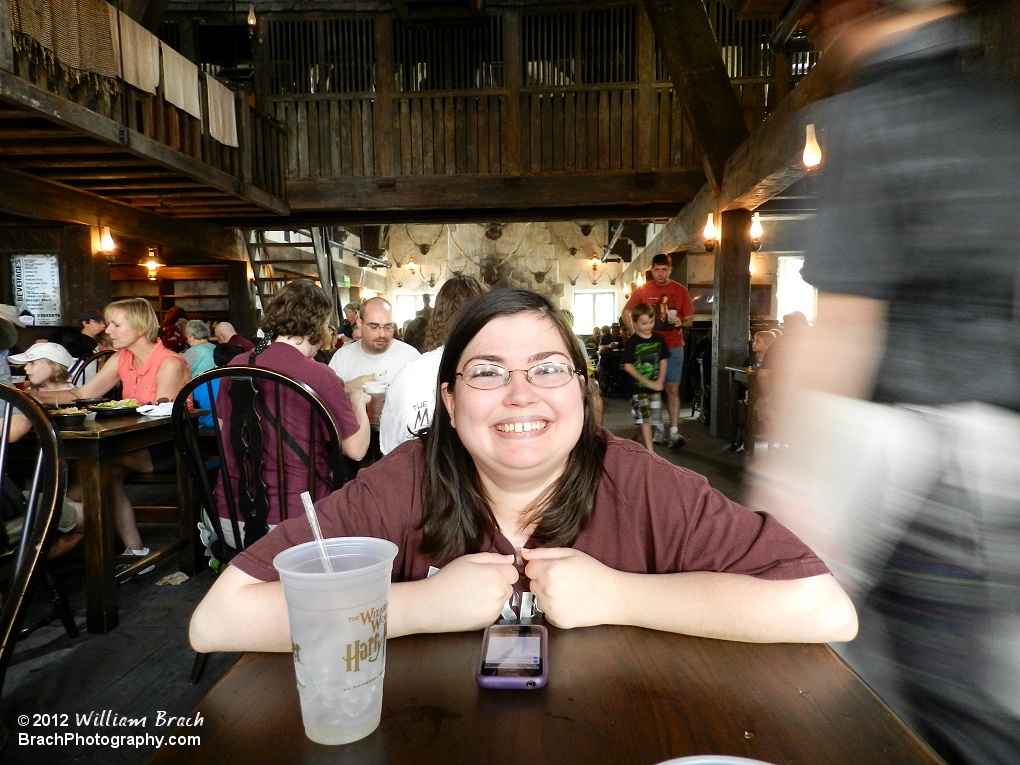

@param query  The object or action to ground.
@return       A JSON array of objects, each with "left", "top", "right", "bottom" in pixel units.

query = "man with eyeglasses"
[{"left": 328, "top": 297, "right": 421, "bottom": 391}]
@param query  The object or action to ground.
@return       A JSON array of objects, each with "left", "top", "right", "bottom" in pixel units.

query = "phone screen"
[{"left": 480, "top": 626, "right": 544, "bottom": 676}]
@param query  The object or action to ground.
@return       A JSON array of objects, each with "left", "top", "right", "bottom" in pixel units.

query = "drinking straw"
[{"left": 300, "top": 491, "right": 334, "bottom": 573}]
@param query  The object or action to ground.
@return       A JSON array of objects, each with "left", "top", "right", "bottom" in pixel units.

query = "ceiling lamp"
[
  {"left": 139, "top": 247, "right": 165, "bottom": 281},
  {"left": 703, "top": 213, "right": 718, "bottom": 253}
]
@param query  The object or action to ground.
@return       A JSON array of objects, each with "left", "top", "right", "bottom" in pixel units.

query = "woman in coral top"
[{"left": 33, "top": 298, "right": 190, "bottom": 563}]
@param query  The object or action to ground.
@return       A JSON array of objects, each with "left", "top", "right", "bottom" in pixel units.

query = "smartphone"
[{"left": 476, "top": 623, "right": 548, "bottom": 690}]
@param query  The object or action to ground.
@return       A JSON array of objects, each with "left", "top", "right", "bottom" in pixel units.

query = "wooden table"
[
  {"left": 55, "top": 412, "right": 198, "bottom": 633},
  {"left": 147, "top": 627, "right": 945, "bottom": 765},
  {"left": 725, "top": 366, "right": 759, "bottom": 455}
]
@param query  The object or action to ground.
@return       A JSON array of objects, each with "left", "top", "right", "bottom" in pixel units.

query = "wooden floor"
[{"left": 1, "top": 394, "right": 747, "bottom": 765}]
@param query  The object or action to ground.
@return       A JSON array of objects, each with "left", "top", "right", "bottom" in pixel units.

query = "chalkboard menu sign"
[{"left": 11, "top": 254, "right": 62, "bottom": 326}]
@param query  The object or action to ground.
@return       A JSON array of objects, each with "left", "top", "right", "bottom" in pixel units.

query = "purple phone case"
[{"left": 476, "top": 624, "right": 548, "bottom": 690}]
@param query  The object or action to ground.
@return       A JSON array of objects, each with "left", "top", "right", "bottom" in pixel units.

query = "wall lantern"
[
  {"left": 703, "top": 213, "right": 718, "bottom": 253},
  {"left": 99, "top": 226, "right": 116, "bottom": 255},
  {"left": 749, "top": 212, "right": 763, "bottom": 252},
  {"left": 247, "top": 4, "right": 258, "bottom": 37},
  {"left": 803, "top": 124, "right": 822, "bottom": 170}
]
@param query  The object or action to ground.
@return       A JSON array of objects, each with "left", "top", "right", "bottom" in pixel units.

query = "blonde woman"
[{"left": 32, "top": 298, "right": 190, "bottom": 562}]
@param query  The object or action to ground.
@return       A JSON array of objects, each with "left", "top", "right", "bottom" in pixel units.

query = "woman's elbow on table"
[{"left": 806, "top": 574, "right": 858, "bottom": 643}]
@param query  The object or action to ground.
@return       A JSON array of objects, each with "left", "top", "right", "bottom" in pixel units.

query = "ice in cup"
[
  {"left": 274, "top": 537, "right": 398, "bottom": 746},
  {"left": 363, "top": 381, "right": 388, "bottom": 426}
]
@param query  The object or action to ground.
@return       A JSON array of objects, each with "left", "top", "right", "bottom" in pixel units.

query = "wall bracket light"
[
  {"left": 99, "top": 226, "right": 116, "bottom": 256},
  {"left": 803, "top": 124, "right": 822, "bottom": 170},
  {"left": 750, "top": 212, "right": 763, "bottom": 252},
  {"left": 703, "top": 213, "right": 718, "bottom": 253}
]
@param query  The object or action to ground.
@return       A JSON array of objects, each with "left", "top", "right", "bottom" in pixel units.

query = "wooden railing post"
[
  {"left": 239, "top": 91, "right": 254, "bottom": 186},
  {"left": 503, "top": 10, "right": 521, "bottom": 175},
  {"left": 635, "top": 5, "right": 654, "bottom": 170},
  {"left": 0, "top": 0, "right": 14, "bottom": 73},
  {"left": 373, "top": 14, "right": 394, "bottom": 177}
]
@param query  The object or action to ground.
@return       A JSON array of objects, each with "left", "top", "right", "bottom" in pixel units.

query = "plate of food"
[
  {"left": 75, "top": 397, "right": 110, "bottom": 406},
  {"left": 88, "top": 398, "right": 139, "bottom": 417},
  {"left": 48, "top": 407, "right": 89, "bottom": 428}
]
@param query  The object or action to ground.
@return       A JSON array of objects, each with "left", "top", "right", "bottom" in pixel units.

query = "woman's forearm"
[{"left": 610, "top": 571, "right": 857, "bottom": 643}]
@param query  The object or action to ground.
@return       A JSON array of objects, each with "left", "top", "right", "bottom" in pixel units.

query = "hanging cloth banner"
[
  {"left": 205, "top": 73, "right": 239, "bottom": 147},
  {"left": 161, "top": 41, "right": 201, "bottom": 119},
  {"left": 107, "top": 5, "right": 159, "bottom": 94}
]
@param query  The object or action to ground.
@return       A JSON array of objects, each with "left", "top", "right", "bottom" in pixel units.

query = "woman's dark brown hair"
[
  {"left": 420, "top": 288, "right": 605, "bottom": 563},
  {"left": 259, "top": 280, "right": 332, "bottom": 347}
]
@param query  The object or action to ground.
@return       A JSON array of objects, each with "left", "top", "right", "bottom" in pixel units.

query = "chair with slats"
[
  {"left": 69, "top": 349, "right": 116, "bottom": 387},
  {"left": 0, "top": 385, "right": 77, "bottom": 753},
  {"left": 171, "top": 365, "right": 346, "bottom": 682}
]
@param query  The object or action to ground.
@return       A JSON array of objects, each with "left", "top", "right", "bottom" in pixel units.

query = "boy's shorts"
[{"left": 630, "top": 392, "right": 662, "bottom": 425}]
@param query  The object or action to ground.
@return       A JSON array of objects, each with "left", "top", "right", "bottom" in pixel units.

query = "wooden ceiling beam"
[
  {"left": 288, "top": 169, "right": 704, "bottom": 217},
  {"left": 642, "top": 0, "right": 750, "bottom": 194},
  {"left": 2, "top": 157, "right": 151, "bottom": 169},
  {"left": 36, "top": 169, "right": 179, "bottom": 182},
  {"left": 0, "top": 166, "right": 244, "bottom": 261},
  {"left": 72, "top": 179, "right": 205, "bottom": 190},
  {"left": 629, "top": 55, "right": 837, "bottom": 276},
  {"left": 0, "top": 140, "right": 122, "bottom": 154}
]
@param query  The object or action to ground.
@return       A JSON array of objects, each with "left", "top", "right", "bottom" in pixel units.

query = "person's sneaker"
[
  {"left": 668, "top": 432, "right": 687, "bottom": 449},
  {"left": 120, "top": 547, "right": 155, "bottom": 577},
  {"left": 652, "top": 428, "right": 666, "bottom": 444}
]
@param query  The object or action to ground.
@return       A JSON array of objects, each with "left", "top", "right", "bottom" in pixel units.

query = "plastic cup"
[
  {"left": 667, "top": 309, "right": 678, "bottom": 323},
  {"left": 363, "top": 382, "right": 387, "bottom": 426},
  {"left": 274, "top": 537, "right": 398, "bottom": 746}
]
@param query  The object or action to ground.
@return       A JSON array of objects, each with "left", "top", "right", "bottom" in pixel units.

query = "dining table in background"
[
  {"left": 47, "top": 411, "right": 200, "bottom": 633},
  {"left": 147, "top": 625, "right": 946, "bottom": 765}
]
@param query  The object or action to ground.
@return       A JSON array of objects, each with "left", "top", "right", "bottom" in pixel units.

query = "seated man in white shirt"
[{"left": 328, "top": 297, "right": 420, "bottom": 388}]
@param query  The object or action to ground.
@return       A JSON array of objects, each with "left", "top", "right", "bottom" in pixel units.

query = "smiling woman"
[{"left": 189, "top": 289, "right": 858, "bottom": 654}]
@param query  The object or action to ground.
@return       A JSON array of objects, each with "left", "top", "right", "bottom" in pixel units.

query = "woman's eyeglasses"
[{"left": 456, "top": 362, "right": 581, "bottom": 390}]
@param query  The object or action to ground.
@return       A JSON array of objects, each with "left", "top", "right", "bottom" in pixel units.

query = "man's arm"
[{"left": 768, "top": 293, "right": 886, "bottom": 446}]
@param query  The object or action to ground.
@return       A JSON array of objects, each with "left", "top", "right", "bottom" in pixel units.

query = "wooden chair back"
[
  {"left": 171, "top": 365, "right": 345, "bottom": 562},
  {"left": 0, "top": 384, "right": 69, "bottom": 747},
  {"left": 69, "top": 349, "right": 116, "bottom": 386}
]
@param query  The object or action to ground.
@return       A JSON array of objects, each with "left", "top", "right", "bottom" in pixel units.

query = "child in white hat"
[{"left": 8, "top": 342, "right": 76, "bottom": 393}]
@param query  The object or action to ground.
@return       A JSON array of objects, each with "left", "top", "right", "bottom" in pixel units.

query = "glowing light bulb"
[
  {"left": 750, "top": 212, "right": 763, "bottom": 252},
  {"left": 100, "top": 227, "right": 115, "bottom": 253},
  {"left": 703, "top": 213, "right": 717, "bottom": 253},
  {"left": 803, "top": 124, "right": 822, "bottom": 169}
]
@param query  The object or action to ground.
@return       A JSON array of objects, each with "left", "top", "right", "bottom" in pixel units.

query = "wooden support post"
[{"left": 710, "top": 208, "right": 751, "bottom": 441}]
